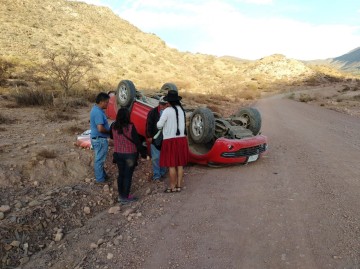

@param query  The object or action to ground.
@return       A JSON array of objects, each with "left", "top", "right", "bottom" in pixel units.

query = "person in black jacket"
[
  {"left": 110, "top": 108, "right": 142, "bottom": 205},
  {"left": 146, "top": 96, "right": 168, "bottom": 181}
]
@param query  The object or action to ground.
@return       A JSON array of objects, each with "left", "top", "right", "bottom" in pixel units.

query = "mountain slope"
[
  {"left": 0, "top": 0, "right": 352, "bottom": 94},
  {"left": 331, "top": 47, "right": 360, "bottom": 72}
]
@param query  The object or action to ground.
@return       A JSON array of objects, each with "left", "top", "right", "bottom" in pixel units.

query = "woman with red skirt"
[{"left": 157, "top": 90, "right": 189, "bottom": 192}]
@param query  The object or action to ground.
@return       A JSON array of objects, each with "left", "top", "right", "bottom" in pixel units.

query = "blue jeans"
[
  {"left": 91, "top": 137, "right": 108, "bottom": 182},
  {"left": 151, "top": 144, "right": 167, "bottom": 180},
  {"left": 113, "top": 152, "right": 137, "bottom": 199}
]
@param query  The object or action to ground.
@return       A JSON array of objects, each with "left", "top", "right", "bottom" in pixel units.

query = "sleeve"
[
  {"left": 109, "top": 122, "right": 114, "bottom": 140},
  {"left": 157, "top": 108, "right": 168, "bottom": 129},
  {"left": 131, "top": 124, "right": 141, "bottom": 149},
  {"left": 146, "top": 109, "right": 154, "bottom": 138}
]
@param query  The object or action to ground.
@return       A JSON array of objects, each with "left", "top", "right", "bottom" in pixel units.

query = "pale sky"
[{"left": 75, "top": 0, "right": 360, "bottom": 60}]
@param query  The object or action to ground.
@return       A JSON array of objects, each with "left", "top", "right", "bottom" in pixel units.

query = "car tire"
[
  {"left": 116, "top": 80, "right": 136, "bottom": 108},
  {"left": 189, "top": 107, "right": 215, "bottom": 144},
  {"left": 160, "top": 83, "right": 178, "bottom": 93},
  {"left": 235, "top": 107, "right": 262, "bottom": 135}
]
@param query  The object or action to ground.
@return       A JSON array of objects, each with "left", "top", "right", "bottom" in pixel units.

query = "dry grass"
[
  {"left": 299, "top": 93, "right": 316, "bottom": 103},
  {"left": 0, "top": 113, "right": 15, "bottom": 124},
  {"left": 44, "top": 110, "right": 77, "bottom": 121},
  {"left": 11, "top": 88, "right": 53, "bottom": 106}
]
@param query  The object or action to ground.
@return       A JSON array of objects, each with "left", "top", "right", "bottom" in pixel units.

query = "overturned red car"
[{"left": 104, "top": 80, "right": 268, "bottom": 167}]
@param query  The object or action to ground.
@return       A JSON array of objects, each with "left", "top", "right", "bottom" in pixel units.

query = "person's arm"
[
  {"left": 97, "top": 124, "right": 109, "bottom": 134},
  {"left": 157, "top": 108, "right": 168, "bottom": 129},
  {"left": 131, "top": 124, "right": 141, "bottom": 149},
  {"left": 109, "top": 122, "right": 114, "bottom": 140},
  {"left": 146, "top": 109, "right": 155, "bottom": 140}
]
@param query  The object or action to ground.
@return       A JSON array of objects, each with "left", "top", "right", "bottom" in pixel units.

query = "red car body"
[{"left": 106, "top": 93, "right": 268, "bottom": 166}]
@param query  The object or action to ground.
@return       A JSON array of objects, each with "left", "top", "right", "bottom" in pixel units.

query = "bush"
[
  {"left": 11, "top": 88, "right": 53, "bottom": 106},
  {"left": 0, "top": 58, "right": 15, "bottom": 84},
  {"left": 44, "top": 110, "right": 76, "bottom": 122},
  {"left": 299, "top": 93, "right": 315, "bottom": 103}
]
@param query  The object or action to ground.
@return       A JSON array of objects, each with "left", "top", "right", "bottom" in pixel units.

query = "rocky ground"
[{"left": 0, "top": 82, "right": 360, "bottom": 268}]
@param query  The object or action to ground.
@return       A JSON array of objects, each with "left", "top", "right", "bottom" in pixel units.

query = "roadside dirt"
[{"left": 1, "top": 82, "right": 360, "bottom": 269}]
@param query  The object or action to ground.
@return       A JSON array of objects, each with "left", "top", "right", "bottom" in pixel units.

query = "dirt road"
[{"left": 21, "top": 95, "right": 360, "bottom": 269}]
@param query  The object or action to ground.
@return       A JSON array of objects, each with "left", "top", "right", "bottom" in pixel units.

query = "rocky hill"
[
  {"left": 331, "top": 47, "right": 360, "bottom": 73},
  {"left": 0, "top": 0, "right": 355, "bottom": 95}
]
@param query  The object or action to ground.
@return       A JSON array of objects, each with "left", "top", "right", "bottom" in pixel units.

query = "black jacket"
[{"left": 146, "top": 106, "right": 161, "bottom": 140}]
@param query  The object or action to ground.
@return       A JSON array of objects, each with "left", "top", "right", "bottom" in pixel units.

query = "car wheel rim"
[
  {"left": 240, "top": 114, "right": 250, "bottom": 128},
  {"left": 192, "top": 114, "right": 203, "bottom": 137},
  {"left": 118, "top": 85, "right": 127, "bottom": 103}
]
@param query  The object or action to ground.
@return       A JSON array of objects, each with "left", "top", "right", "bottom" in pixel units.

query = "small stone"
[
  {"left": 0, "top": 212, "right": 4, "bottom": 220},
  {"left": 33, "top": 181, "right": 39, "bottom": 186},
  {"left": 83, "top": 207, "right": 91, "bottom": 214},
  {"left": 97, "top": 239, "right": 105, "bottom": 245},
  {"left": 90, "top": 243, "right": 98, "bottom": 249},
  {"left": 108, "top": 206, "right": 120, "bottom": 214},
  {"left": 54, "top": 233, "right": 63, "bottom": 241},
  {"left": 103, "top": 185, "right": 110, "bottom": 192},
  {"left": 20, "top": 257, "right": 30, "bottom": 264},
  {"left": 107, "top": 253, "right": 114, "bottom": 260},
  {"left": 28, "top": 200, "right": 40, "bottom": 207},
  {"left": 85, "top": 178, "right": 92, "bottom": 183},
  {"left": 145, "top": 188, "right": 151, "bottom": 195},
  {"left": 0, "top": 205, "right": 11, "bottom": 213},
  {"left": 123, "top": 208, "right": 134, "bottom": 217},
  {"left": 10, "top": 241, "right": 21, "bottom": 247}
]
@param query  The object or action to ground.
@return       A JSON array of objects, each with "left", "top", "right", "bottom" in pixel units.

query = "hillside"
[
  {"left": 331, "top": 47, "right": 360, "bottom": 73},
  {"left": 0, "top": 0, "right": 353, "bottom": 96}
]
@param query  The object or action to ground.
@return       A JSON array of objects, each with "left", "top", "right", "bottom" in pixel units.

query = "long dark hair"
[
  {"left": 168, "top": 100, "right": 187, "bottom": 136},
  {"left": 113, "top": 108, "right": 131, "bottom": 134}
]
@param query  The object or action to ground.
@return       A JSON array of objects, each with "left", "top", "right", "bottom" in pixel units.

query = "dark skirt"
[{"left": 159, "top": 137, "right": 189, "bottom": 167}]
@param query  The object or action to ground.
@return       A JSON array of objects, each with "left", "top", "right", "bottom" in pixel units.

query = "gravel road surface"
[{"left": 21, "top": 95, "right": 360, "bottom": 269}]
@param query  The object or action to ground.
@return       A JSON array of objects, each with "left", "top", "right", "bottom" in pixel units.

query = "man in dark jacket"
[{"left": 146, "top": 96, "right": 168, "bottom": 180}]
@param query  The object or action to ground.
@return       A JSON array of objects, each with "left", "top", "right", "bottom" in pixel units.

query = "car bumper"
[{"left": 189, "top": 135, "right": 268, "bottom": 166}]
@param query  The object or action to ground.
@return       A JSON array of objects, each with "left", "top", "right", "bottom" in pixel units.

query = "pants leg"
[
  {"left": 91, "top": 138, "right": 108, "bottom": 182},
  {"left": 115, "top": 153, "right": 137, "bottom": 199}
]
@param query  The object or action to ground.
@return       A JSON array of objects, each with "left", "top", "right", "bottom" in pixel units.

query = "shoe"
[
  {"left": 153, "top": 177, "right": 161, "bottom": 181},
  {"left": 95, "top": 180, "right": 107, "bottom": 184},
  {"left": 118, "top": 195, "right": 138, "bottom": 205},
  {"left": 127, "top": 194, "right": 138, "bottom": 201},
  {"left": 164, "top": 188, "right": 177, "bottom": 193}
]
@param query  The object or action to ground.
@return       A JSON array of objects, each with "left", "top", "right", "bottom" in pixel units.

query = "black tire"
[
  {"left": 160, "top": 83, "right": 178, "bottom": 93},
  {"left": 189, "top": 107, "right": 215, "bottom": 144},
  {"left": 116, "top": 80, "right": 136, "bottom": 108},
  {"left": 235, "top": 107, "right": 262, "bottom": 135}
]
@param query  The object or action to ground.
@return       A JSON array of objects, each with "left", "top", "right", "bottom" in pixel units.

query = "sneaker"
[
  {"left": 95, "top": 180, "right": 107, "bottom": 184},
  {"left": 118, "top": 195, "right": 138, "bottom": 205},
  {"left": 127, "top": 195, "right": 138, "bottom": 201}
]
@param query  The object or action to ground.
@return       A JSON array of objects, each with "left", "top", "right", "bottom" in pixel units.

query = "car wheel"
[
  {"left": 189, "top": 107, "right": 215, "bottom": 144},
  {"left": 116, "top": 80, "right": 136, "bottom": 108},
  {"left": 160, "top": 83, "right": 178, "bottom": 93},
  {"left": 235, "top": 107, "right": 262, "bottom": 135}
]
